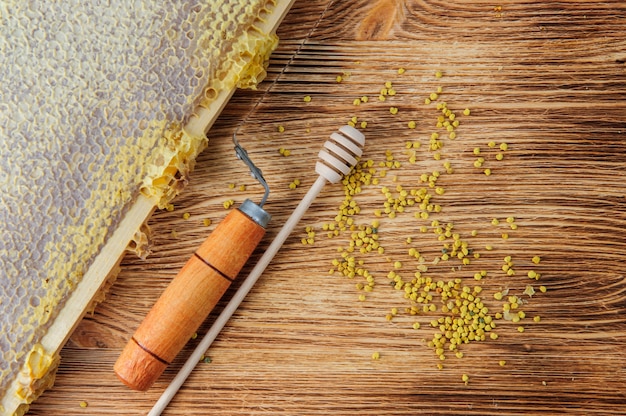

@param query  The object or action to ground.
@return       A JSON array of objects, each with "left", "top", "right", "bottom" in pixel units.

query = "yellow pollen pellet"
[
  {"left": 361, "top": 95, "right": 369, "bottom": 103},
  {"left": 203, "top": 218, "right": 212, "bottom": 227},
  {"left": 430, "top": 92, "right": 438, "bottom": 101},
  {"left": 491, "top": 218, "right": 500, "bottom": 225},
  {"left": 398, "top": 67, "right": 406, "bottom": 74},
  {"left": 462, "top": 374, "right": 469, "bottom": 384},
  {"left": 408, "top": 120, "right": 416, "bottom": 129},
  {"left": 532, "top": 256, "right": 541, "bottom": 264},
  {"left": 303, "top": 95, "right": 311, "bottom": 102},
  {"left": 353, "top": 98, "right": 361, "bottom": 106},
  {"left": 277, "top": 125, "right": 285, "bottom": 133},
  {"left": 372, "top": 351, "right": 380, "bottom": 360},
  {"left": 517, "top": 326, "right": 525, "bottom": 333},
  {"left": 389, "top": 107, "right": 399, "bottom": 115},
  {"left": 488, "top": 141, "right": 496, "bottom": 148},
  {"left": 463, "top": 108, "right": 471, "bottom": 116},
  {"left": 534, "top": 315, "right": 541, "bottom": 322},
  {"left": 496, "top": 153, "right": 504, "bottom": 161},
  {"left": 500, "top": 142, "right": 508, "bottom": 151},
  {"left": 490, "top": 332, "right": 498, "bottom": 340},
  {"left": 449, "top": 131, "right": 457, "bottom": 139},
  {"left": 360, "top": 121, "right": 368, "bottom": 129},
  {"left": 539, "top": 285, "right": 547, "bottom": 293},
  {"left": 484, "top": 168, "right": 492, "bottom": 176},
  {"left": 182, "top": 212, "right": 190, "bottom": 220},
  {"left": 336, "top": 75, "right": 343, "bottom": 83},
  {"left": 79, "top": 401, "right": 88, "bottom": 408},
  {"left": 413, "top": 322, "right": 420, "bottom": 330},
  {"left": 435, "top": 70, "right": 443, "bottom": 78},
  {"left": 499, "top": 360, "right": 506, "bottom": 366}
]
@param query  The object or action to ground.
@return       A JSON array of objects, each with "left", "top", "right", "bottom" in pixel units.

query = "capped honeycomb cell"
[{"left": 0, "top": 0, "right": 286, "bottom": 414}]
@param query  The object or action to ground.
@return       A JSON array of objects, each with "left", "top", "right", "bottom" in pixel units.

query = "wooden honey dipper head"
[{"left": 316, "top": 125, "right": 365, "bottom": 184}]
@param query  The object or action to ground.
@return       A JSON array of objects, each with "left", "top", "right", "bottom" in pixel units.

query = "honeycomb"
[{"left": 0, "top": 0, "right": 279, "bottom": 413}]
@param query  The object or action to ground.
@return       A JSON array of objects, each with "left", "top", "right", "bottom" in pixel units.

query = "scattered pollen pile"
[{"left": 298, "top": 69, "right": 547, "bottom": 384}]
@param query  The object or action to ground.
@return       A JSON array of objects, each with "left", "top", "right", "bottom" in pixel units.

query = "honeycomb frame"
[{"left": 0, "top": 0, "right": 295, "bottom": 414}]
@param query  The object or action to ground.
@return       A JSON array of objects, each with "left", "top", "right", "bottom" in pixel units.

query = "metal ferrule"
[{"left": 238, "top": 199, "right": 271, "bottom": 228}]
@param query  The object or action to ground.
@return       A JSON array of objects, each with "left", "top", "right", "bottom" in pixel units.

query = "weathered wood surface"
[{"left": 29, "top": 1, "right": 626, "bottom": 415}]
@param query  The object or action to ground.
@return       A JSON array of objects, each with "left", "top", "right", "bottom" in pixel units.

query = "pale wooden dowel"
[{"left": 149, "top": 175, "right": 328, "bottom": 416}]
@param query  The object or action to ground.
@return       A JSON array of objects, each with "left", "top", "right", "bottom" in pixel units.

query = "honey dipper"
[{"left": 114, "top": 125, "right": 365, "bottom": 399}]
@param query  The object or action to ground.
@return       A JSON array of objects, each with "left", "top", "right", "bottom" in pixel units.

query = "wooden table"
[{"left": 28, "top": 1, "right": 626, "bottom": 414}]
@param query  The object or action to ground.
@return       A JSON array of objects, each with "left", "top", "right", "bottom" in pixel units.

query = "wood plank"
[{"left": 28, "top": 1, "right": 626, "bottom": 414}]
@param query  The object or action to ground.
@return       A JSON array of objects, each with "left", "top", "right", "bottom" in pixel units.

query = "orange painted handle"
[{"left": 114, "top": 206, "right": 266, "bottom": 391}]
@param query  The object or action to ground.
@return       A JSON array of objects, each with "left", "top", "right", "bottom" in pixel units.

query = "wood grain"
[{"left": 28, "top": 1, "right": 626, "bottom": 415}]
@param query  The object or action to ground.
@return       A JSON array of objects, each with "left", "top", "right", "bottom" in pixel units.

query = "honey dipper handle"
[{"left": 114, "top": 201, "right": 268, "bottom": 391}]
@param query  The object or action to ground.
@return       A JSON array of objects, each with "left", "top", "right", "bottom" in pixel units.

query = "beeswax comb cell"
[{"left": 0, "top": 1, "right": 294, "bottom": 414}]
